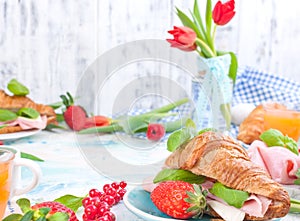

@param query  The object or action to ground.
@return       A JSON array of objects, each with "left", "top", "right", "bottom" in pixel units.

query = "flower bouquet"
[{"left": 167, "top": 0, "right": 237, "bottom": 130}]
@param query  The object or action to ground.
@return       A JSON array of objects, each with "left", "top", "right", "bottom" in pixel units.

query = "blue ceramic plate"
[
  {"left": 124, "top": 186, "right": 283, "bottom": 221},
  {"left": 123, "top": 186, "right": 212, "bottom": 221}
]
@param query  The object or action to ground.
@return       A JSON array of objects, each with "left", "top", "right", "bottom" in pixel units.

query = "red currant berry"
[
  {"left": 82, "top": 213, "right": 90, "bottom": 221},
  {"left": 119, "top": 181, "right": 127, "bottom": 189},
  {"left": 111, "top": 182, "right": 119, "bottom": 190},
  {"left": 98, "top": 204, "right": 110, "bottom": 216},
  {"left": 114, "top": 193, "right": 121, "bottom": 204},
  {"left": 84, "top": 204, "right": 98, "bottom": 220},
  {"left": 102, "top": 195, "right": 115, "bottom": 206},
  {"left": 103, "top": 211, "right": 116, "bottom": 221},
  {"left": 105, "top": 187, "right": 117, "bottom": 196},
  {"left": 82, "top": 197, "right": 92, "bottom": 208},
  {"left": 97, "top": 217, "right": 109, "bottom": 221},
  {"left": 90, "top": 196, "right": 103, "bottom": 208},
  {"left": 146, "top": 123, "right": 165, "bottom": 141},
  {"left": 103, "top": 184, "right": 111, "bottom": 192},
  {"left": 89, "top": 188, "right": 102, "bottom": 197},
  {"left": 118, "top": 188, "right": 127, "bottom": 199}
]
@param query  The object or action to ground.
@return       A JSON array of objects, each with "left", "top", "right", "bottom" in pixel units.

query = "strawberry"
[
  {"left": 2, "top": 198, "right": 78, "bottom": 221},
  {"left": 60, "top": 92, "right": 87, "bottom": 131},
  {"left": 150, "top": 181, "right": 207, "bottom": 219},
  {"left": 31, "top": 201, "right": 78, "bottom": 221}
]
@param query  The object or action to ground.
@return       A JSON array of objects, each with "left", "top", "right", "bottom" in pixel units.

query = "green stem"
[
  {"left": 290, "top": 198, "right": 300, "bottom": 213},
  {"left": 78, "top": 124, "right": 123, "bottom": 134},
  {"left": 145, "top": 98, "right": 189, "bottom": 114},
  {"left": 195, "top": 38, "right": 216, "bottom": 58},
  {"left": 196, "top": 48, "right": 204, "bottom": 57},
  {"left": 211, "top": 24, "right": 217, "bottom": 54}
]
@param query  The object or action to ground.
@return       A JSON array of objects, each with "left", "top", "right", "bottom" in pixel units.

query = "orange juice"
[
  {"left": 264, "top": 108, "right": 300, "bottom": 141},
  {"left": 0, "top": 151, "right": 14, "bottom": 220}
]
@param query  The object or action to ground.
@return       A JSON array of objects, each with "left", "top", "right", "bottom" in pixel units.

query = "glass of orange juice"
[
  {"left": 0, "top": 150, "right": 14, "bottom": 220},
  {"left": 0, "top": 146, "right": 41, "bottom": 220},
  {"left": 264, "top": 107, "right": 300, "bottom": 142}
]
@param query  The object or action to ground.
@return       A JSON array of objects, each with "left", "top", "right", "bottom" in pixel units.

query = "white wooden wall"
[{"left": 0, "top": 0, "right": 299, "bottom": 104}]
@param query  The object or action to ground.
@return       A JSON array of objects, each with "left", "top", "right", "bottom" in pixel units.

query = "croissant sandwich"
[
  {"left": 0, "top": 90, "right": 56, "bottom": 134},
  {"left": 165, "top": 131, "right": 290, "bottom": 220}
]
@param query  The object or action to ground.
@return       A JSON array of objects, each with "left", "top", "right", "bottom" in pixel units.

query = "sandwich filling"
[{"left": 0, "top": 115, "right": 47, "bottom": 130}]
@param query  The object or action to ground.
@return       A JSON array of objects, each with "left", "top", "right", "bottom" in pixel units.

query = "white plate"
[{"left": 0, "top": 129, "right": 41, "bottom": 141}]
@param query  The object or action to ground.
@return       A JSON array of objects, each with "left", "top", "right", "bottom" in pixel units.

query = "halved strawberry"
[
  {"left": 31, "top": 201, "right": 78, "bottom": 221},
  {"left": 150, "top": 181, "right": 207, "bottom": 219},
  {"left": 2, "top": 198, "right": 78, "bottom": 221}
]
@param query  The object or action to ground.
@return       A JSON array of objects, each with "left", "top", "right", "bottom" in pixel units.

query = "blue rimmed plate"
[
  {"left": 123, "top": 186, "right": 212, "bottom": 221},
  {"left": 123, "top": 186, "right": 285, "bottom": 221}
]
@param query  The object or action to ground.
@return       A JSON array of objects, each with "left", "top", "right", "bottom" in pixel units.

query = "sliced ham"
[
  {"left": 241, "top": 195, "right": 271, "bottom": 218},
  {"left": 0, "top": 115, "right": 47, "bottom": 130},
  {"left": 17, "top": 116, "right": 47, "bottom": 130},
  {"left": 248, "top": 140, "right": 300, "bottom": 184},
  {"left": 207, "top": 188, "right": 271, "bottom": 218}
]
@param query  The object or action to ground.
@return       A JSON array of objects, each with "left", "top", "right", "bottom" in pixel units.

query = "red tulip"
[
  {"left": 166, "top": 26, "right": 197, "bottom": 51},
  {"left": 212, "top": 0, "right": 236, "bottom": 26}
]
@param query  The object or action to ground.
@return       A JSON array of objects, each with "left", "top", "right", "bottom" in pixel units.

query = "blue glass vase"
[{"left": 192, "top": 54, "right": 233, "bottom": 131}]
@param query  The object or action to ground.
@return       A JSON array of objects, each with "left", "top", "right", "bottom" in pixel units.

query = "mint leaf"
[
  {"left": 153, "top": 168, "right": 206, "bottom": 184},
  {"left": 54, "top": 194, "right": 84, "bottom": 213},
  {"left": 209, "top": 182, "right": 249, "bottom": 208},
  {"left": 16, "top": 198, "right": 31, "bottom": 213},
  {"left": 295, "top": 179, "right": 300, "bottom": 185},
  {"left": 259, "top": 129, "right": 285, "bottom": 147},
  {"left": 21, "top": 152, "right": 44, "bottom": 162},
  {"left": 282, "top": 136, "right": 299, "bottom": 155},
  {"left": 2, "top": 214, "right": 23, "bottom": 221},
  {"left": 260, "top": 129, "right": 299, "bottom": 155},
  {"left": 7, "top": 79, "right": 30, "bottom": 96},
  {"left": 36, "top": 217, "right": 47, "bottom": 221},
  {"left": 198, "top": 127, "right": 217, "bottom": 135},
  {"left": 47, "top": 212, "right": 69, "bottom": 221},
  {"left": 20, "top": 210, "right": 34, "bottom": 221},
  {"left": 294, "top": 169, "right": 300, "bottom": 185},
  {"left": 167, "top": 128, "right": 191, "bottom": 152},
  {"left": 38, "top": 207, "right": 51, "bottom": 216},
  {"left": 0, "top": 109, "right": 18, "bottom": 122},
  {"left": 17, "top": 108, "right": 39, "bottom": 119}
]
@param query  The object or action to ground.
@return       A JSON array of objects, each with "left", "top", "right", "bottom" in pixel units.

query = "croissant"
[
  {"left": 165, "top": 131, "right": 290, "bottom": 220},
  {"left": 0, "top": 90, "right": 56, "bottom": 134},
  {"left": 237, "top": 103, "right": 287, "bottom": 144}
]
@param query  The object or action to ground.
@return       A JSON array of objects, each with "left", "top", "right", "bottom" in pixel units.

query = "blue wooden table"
[{"left": 3, "top": 130, "right": 300, "bottom": 221}]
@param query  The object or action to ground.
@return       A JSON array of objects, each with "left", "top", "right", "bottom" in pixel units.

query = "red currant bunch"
[{"left": 82, "top": 181, "right": 127, "bottom": 221}]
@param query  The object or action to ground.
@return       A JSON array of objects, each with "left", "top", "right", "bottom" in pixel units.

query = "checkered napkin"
[
  {"left": 230, "top": 66, "right": 300, "bottom": 137},
  {"left": 232, "top": 66, "right": 300, "bottom": 109},
  {"left": 115, "top": 66, "right": 300, "bottom": 140}
]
